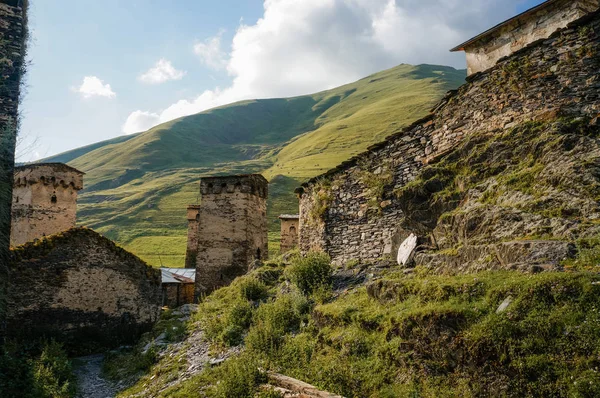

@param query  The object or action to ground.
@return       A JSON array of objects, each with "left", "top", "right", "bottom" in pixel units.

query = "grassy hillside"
[
  {"left": 106, "top": 254, "right": 600, "bottom": 397},
  {"left": 44, "top": 64, "right": 465, "bottom": 266},
  {"left": 102, "top": 116, "right": 600, "bottom": 397}
]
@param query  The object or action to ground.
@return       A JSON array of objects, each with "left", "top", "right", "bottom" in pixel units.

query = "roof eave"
[{"left": 449, "top": 0, "right": 558, "bottom": 52}]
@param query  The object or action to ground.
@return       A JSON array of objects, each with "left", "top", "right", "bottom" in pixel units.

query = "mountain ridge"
[{"left": 42, "top": 63, "right": 466, "bottom": 266}]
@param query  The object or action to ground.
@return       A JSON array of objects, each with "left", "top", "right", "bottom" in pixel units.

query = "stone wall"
[
  {"left": 191, "top": 174, "right": 268, "bottom": 296},
  {"left": 298, "top": 11, "right": 600, "bottom": 266},
  {"left": 0, "top": 0, "right": 27, "bottom": 339},
  {"left": 7, "top": 228, "right": 161, "bottom": 353},
  {"left": 184, "top": 205, "right": 200, "bottom": 269},
  {"left": 279, "top": 216, "right": 299, "bottom": 254},
  {"left": 11, "top": 163, "right": 83, "bottom": 247},
  {"left": 459, "top": 0, "right": 599, "bottom": 75}
]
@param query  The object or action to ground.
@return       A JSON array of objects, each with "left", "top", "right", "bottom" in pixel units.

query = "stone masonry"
[
  {"left": 298, "top": 10, "right": 600, "bottom": 267},
  {"left": 7, "top": 228, "right": 161, "bottom": 353},
  {"left": 189, "top": 174, "right": 268, "bottom": 297},
  {"left": 452, "top": 0, "right": 599, "bottom": 75},
  {"left": 11, "top": 163, "right": 84, "bottom": 247},
  {"left": 279, "top": 214, "right": 299, "bottom": 254}
]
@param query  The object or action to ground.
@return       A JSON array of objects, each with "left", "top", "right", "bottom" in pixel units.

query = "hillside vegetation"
[
  {"left": 101, "top": 117, "right": 600, "bottom": 398},
  {"left": 43, "top": 64, "right": 465, "bottom": 266},
  {"left": 106, "top": 253, "right": 600, "bottom": 398}
]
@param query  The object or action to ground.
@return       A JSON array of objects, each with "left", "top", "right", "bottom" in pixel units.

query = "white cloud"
[
  {"left": 122, "top": 110, "right": 160, "bottom": 134},
  {"left": 139, "top": 59, "right": 186, "bottom": 84},
  {"left": 74, "top": 76, "right": 116, "bottom": 99},
  {"left": 194, "top": 30, "right": 228, "bottom": 70},
  {"left": 123, "top": 0, "right": 519, "bottom": 133}
]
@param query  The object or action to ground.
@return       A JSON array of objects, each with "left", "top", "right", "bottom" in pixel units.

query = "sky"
[{"left": 18, "top": 0, "right": 545, "bottom": 161}]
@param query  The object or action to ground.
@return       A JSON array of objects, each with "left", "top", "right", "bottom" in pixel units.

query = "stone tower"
[
  {"left": 188, "top": 174, "right": 268, "bottom": 296},
  {"left": 11, "top": 163, "right": 84, "bottom": 247},
  {"left": 278, "top": 214, "right": 299, "bottom": 254}
]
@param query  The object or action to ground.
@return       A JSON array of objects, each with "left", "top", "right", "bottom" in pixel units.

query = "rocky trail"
[{"left": 74, "top": 354, "right": 118, "bottom": 398}]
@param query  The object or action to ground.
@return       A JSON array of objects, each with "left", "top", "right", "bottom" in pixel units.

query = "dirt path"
[{"left": 74, "top": 354, "right": 119, "bottom": 398}]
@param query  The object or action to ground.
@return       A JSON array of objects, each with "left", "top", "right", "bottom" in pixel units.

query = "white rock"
[
  {"left": 496, "top": 296, "right": 513, "bottom": 314},
  {"left": 397, "top": 234, "right": 418, "bottom": 266}
]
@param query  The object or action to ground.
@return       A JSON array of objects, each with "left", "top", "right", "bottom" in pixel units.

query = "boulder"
[{"left": 397, "top": 233, "right": 418, "bottom": 266}]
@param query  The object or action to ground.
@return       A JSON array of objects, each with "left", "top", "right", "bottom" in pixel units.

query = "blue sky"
[{"left": 19, "top": 0, "right": 544, "bottom": 161}]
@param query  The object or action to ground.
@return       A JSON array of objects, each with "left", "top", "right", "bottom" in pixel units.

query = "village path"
[{"left": 74, "top": 354, "right": 118, "bottom": 398}]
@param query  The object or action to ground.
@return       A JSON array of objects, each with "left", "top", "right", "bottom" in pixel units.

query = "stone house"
[
  {"left": 297, "top": 6, "right": 600, "bottom": 268},
  {"left": 451, "top": 0, "right": 600, "bottom": 75},
  {"left": 11, "top": 163, "right": 84, "bottom": 247},
  {"left": 161, "top": 268, "right": 195, "bottom": 308},
  {"left": 279, "top": 214, "right": 299, "bottom": 254},
  {"left": 8, "top": 228, "right": 161, "bottom": 353}
]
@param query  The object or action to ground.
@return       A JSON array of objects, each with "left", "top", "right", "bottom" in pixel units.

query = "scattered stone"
[{"left": 209, "top": 358, "right": 226, "bottom": 367}]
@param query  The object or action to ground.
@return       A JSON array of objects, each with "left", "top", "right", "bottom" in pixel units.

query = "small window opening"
[
  {"left": 256, "top": 248, "right": 261, "bottom": 260},
  {"left": 51, "top": 194, "right": 57, "bottom": 204}
]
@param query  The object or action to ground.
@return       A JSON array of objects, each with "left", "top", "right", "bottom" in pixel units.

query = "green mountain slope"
[{"left": 45, "top": 64, "right": 465, "bottom": 266}]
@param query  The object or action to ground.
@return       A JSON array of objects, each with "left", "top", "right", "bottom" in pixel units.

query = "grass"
[
  {"left": 111, "top": 249, "right": 600, "bottom": 397},
  {"left": 41, "top": 64, "right": 465, "bottom": 267}
]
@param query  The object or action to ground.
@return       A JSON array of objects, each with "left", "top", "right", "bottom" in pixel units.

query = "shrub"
[
  {"left": 219, "top": 300, "right": 254, "bottom": 346},
  {"left": 285, "top": 252, "right": 332, "bottom": 295},
  {"left": 239, "top": 277, "right": 270, "bottom": 302},
  {"left": 211, "top": 355, "right": 265, "bottom": 398},
  {"left": 0, "top": 340, "right": 76, "bottom": 398},
  {"left": 246, "top": 294, "right": 310, "bottom": 354},
  {"left": 32, "top": 341, "right": 76, "bottom": 398}
]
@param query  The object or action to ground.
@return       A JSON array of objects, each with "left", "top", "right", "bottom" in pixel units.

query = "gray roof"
[{"left": 161, "top": 268, "right": 196, "bottom": 284}]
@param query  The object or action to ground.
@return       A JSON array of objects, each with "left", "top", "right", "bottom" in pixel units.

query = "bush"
[
  {"left": 32, "top": 341, "right": 76, "bottom": 398},
  {"left": 239, "top": 277, "right": 270, "bottom": 302},
  {"left": 285, "top": 252, "right": 332, "bottom": 295},
  {"left": 211, "top": 355, "right": 265, "bottom": 398},
  {"left": 246, "top": 294, "right": 310, "bottom": 354}
]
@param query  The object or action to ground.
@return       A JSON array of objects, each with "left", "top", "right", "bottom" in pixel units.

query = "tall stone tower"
[
  {"left": 188, "top": 174, "right": 268, "bottom": 296},
  {"left": 11, "top": 163, "right": 84, "bottom": 247}
]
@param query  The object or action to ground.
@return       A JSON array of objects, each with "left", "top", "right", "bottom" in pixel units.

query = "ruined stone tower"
[
  {"left": 188, "top": 174, "right": 268, "bottom": 296},
  {"left": 11, "top": 163, "right": 84, "bottom": 247}
]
